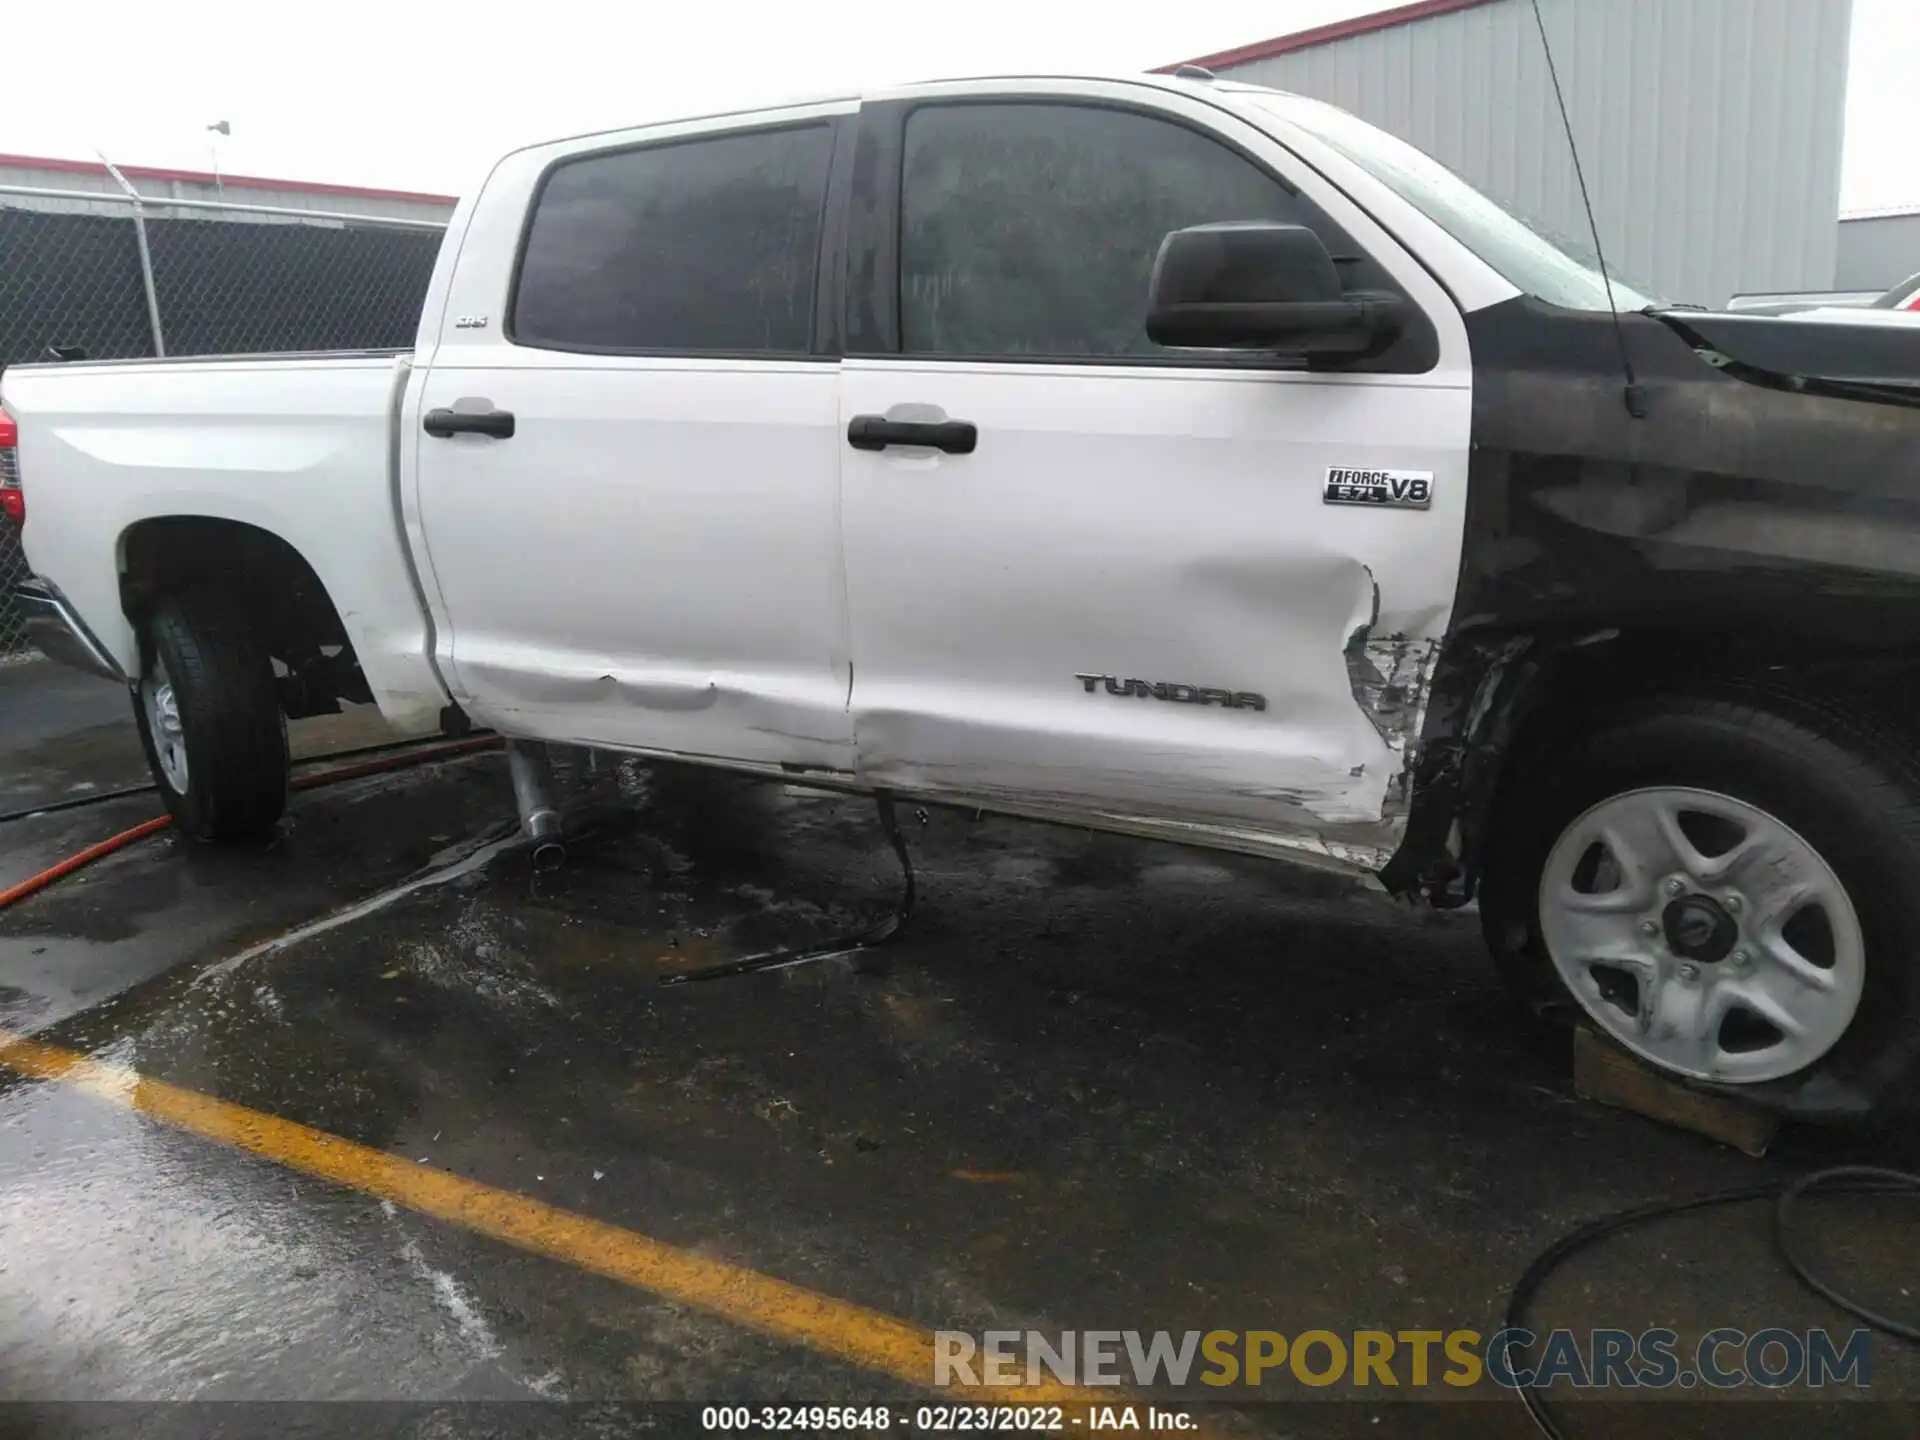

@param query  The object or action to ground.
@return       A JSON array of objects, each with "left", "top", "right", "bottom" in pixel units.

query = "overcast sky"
[{"left": 3, "top": 0, "right": 1911, "bottom": 213}]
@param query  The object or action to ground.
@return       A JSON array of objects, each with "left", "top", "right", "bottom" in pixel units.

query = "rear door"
[
  {"left": 409, "top": 104, "right": 856, "bottom": 771},
  {"left": 838, "top": 82, "right": 1473, "bottom": 856}
]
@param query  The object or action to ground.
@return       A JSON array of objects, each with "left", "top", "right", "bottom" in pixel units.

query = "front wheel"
[
  {"left": 132, "top": 592, "right": 288, "bottom": 841},
  {"left": 1480, "top": 697, "right": 1920, "bottom": 1107}
]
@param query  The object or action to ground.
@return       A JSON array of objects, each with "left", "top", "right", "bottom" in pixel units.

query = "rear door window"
[{"left": 512, "top": 123, "right": 834, "bottom": 355}]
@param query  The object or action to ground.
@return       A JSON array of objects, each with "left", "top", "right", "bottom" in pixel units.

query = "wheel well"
[
  {"left": 1496, "top": 629, "right": 1920, "bottom": 790},
  {"left": 1395, "top": 624, "right": 1920, "bottom": 903},
  {"left": 119, "top": 516, "right": 372, "bottom": 717}
]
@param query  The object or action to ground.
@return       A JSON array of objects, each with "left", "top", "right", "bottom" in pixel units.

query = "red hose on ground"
[
  {"left": 0, "top": 735, "right": 503, "bottom": 914},
  {"left": 0, "top": 816, "right": 174, "bottom": 909}
]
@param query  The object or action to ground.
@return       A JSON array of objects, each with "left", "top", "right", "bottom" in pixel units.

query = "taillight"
[{"left": 0, "top": 407, "right": 20, "bottom": 528}]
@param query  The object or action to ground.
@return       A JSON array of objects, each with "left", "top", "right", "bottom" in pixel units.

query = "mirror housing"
[{"left": 1145, "top": 222, "right": 1406, "bottom": 358}]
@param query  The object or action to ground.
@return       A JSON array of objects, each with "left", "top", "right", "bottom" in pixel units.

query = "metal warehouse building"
[
  {"left": 1838, "top": 206, "right": 1920, "bottom": 292},
  {"left": 1164, "top": 0, "right": 1855, "bottom": 308}
]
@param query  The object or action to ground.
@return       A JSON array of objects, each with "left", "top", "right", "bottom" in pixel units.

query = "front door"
[
  {"left": 411, "top": 111, "right": 856, "bottom": 772},
  {"left": 838, "top": 86, "right": 1473, "bottom": 854}
]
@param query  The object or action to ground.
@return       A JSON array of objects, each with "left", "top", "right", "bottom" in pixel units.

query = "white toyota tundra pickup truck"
[{"left": 9, "top": 72, "right": 1920, "bottom": 1118}]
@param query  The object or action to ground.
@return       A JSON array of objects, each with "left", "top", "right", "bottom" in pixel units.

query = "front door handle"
[
  {"left": 847, "top": 415, "right": 977, "bottom": 454},
  {"left": 424, "top": 407, "right": 515, "bottom": 439}
]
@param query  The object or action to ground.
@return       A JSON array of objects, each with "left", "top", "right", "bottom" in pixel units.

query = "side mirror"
[{"left": 1145, "top": 222, "right": 1406, "bottom": 358}]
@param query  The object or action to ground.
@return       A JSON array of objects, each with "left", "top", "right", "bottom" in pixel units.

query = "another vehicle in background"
[
  {"left": 1870, "top": 271, "right": 1920, "bottom": 312},
  {"left": 1729, "top": 272, "right": 1920, "bottom": 317},
  {"left": 1727, "top": 287, "right": 1882, "bottom": 316}
]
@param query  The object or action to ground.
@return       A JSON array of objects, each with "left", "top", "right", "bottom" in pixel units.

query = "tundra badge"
[
  {"left": 1323, "top": 467, "right": 1433, "bottom": 509},
  {"left": 1076, "top": 675, "right": 1267, "bottom": 712}
]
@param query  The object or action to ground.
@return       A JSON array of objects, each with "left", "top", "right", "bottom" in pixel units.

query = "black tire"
[
  {"left": 131, "top": 592, "right": 288, "bottom": 842},
  {"left": 1479, "top": 694, "right": 1920, "bottom": 1111}
]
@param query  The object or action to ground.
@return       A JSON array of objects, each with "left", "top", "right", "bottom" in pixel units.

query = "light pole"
[{"left": 206, "top": 120, "right": 230, "bottom": 194}]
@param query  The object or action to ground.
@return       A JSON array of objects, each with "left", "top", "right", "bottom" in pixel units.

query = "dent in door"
[
  {"left": 457, "top": 663, "right": 856, "bottom": 755},
  {"left": 857, "top": 551, "right": 1444, "bottom": 851}
]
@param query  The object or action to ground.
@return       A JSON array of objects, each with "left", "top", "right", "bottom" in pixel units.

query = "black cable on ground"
[
  {"left": 296, "top": 730, "right": 493, "bottom": 769},
  {"left": 0, "top": 780, "right": 157, "bottom": 824},
  {"left": 0, "top": 736, "right": 502, "bottom": 912},
  {"left": 658, "top": 790, "right": 917, "bottom": 985},
  {"left": 1775, "top": 1166, "right": 1920, "bottom": 1341},
  {"left": 1505, "top": 1164, "right": 1920, "bottom": 1438},
  {"left": 0, "top": 730, "right": 494, "bottom": 826}
]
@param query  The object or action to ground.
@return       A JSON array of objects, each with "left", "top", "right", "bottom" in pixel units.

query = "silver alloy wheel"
[
  {"left": 141, "top": 657, "right": 190, "bottom": 793},
  {"left": 1537, "top": 786, "right": 1864, "bottom": 1083}
]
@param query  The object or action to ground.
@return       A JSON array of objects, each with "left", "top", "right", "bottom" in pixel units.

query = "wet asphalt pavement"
[{"left": 4, "top": 658, "right": 1920, "bottom": 1438}]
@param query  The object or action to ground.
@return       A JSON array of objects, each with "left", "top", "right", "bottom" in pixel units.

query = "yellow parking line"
[{"left": 0, "top": 1028, "right": 1077, "bottom": 1405}]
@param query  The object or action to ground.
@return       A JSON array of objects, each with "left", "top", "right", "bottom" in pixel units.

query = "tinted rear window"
[{"left": 512, "top": 123, "right": 833, "bottom": 354}]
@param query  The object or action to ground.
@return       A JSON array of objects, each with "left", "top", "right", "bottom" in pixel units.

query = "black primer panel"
[
  {"left": 1389, "top": 297, "right": 1920, "bottom": 917},
  {"left": 1452, "top": 298, "right": 1920, "bottom": 640}
]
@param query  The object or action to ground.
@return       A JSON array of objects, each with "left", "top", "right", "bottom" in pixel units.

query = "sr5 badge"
[{"left": 1324, "top": 467, "right": 1433, "bottom": 509}]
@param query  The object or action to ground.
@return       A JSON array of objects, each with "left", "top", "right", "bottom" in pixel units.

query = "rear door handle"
[
  {"left": 847, "top": 415, "right": 977, "bottom": 454},
  {"left": 424, "top": 407, "right": 515, "bottom": 439}
]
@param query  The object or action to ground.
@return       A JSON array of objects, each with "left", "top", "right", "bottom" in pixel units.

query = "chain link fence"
[{"left": 0, "top": 186, "right": 447, "bottom": 657}]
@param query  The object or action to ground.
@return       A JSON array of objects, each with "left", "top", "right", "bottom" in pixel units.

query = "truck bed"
[{"left": 2, "top": 350, "right": 448, "bottom": 728}]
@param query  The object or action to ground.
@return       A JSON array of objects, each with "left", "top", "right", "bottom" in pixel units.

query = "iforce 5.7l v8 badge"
[{"left": 1323, "top": 467, "right": 1434, "bottom": 509}]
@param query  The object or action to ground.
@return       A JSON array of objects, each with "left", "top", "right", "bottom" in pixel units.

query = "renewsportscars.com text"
[{"left": 933, "top": 1327, "right": 1873, "bottom": 1391}]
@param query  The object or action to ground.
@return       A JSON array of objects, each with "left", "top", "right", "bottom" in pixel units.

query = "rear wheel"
[
  {"left": 1480, "top": 696, "right": 1920, "bottom": 1105},
  {"left": 132, "top": 593, "right": 288, "bottom": 841}
]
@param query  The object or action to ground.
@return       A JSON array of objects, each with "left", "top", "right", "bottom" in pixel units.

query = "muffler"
[{"left": 506, "top": 740, "right": 567, "bottom": 870}]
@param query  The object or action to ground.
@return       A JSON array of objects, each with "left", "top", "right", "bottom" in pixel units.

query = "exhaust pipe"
[{"left": 506, "top": 740, "right": 566, "bottom": 869}]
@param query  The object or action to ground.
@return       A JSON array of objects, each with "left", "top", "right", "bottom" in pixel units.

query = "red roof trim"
[
  {"left": 1153, "top": 0, "right": 1498, "bottom": 72},
  {"left": 0, "top": 152, "right": 455, "bottom": 207}
]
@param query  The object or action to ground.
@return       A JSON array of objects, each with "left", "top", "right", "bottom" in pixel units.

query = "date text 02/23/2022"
[{"left": 700, "top": 1405, "right": 1190, "bottom": 1431}]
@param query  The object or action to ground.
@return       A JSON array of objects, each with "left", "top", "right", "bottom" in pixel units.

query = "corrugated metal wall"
[
  {"left": 1211, "top": 0, "right": 1852, "bottom": 307},
  {"left": 1836, "top": 211, "right": 1920, "bottom": 291}
]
